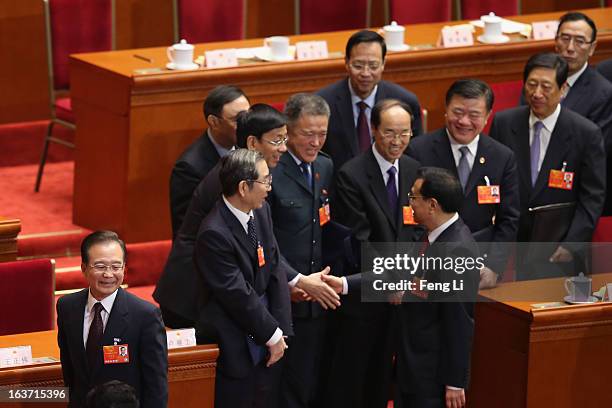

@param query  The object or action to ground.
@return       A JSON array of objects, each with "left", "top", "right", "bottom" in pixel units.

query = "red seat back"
[
  {"left": 389, "top": 0, "right": 451, "bottom": 24},
  {"left": 299, "top": 0, "right": 368, "bottom": 34},
  {"left": 460, "top": 0, "right": 519, "bottom": 20},
  {"left": 124, "top": 240, "right": 172, "bottom": 288},
  {"left": 177, "top": 0, "right": 244, "bottom": 43},
  {"left": 46, "top": 0, "right": 113, "bottom": 90},
  {"left": 484, "top": 80, "right": 522, "bottom": 134},
  {"left": 0, "top": 259, "right": 55, "bottom": 335}
]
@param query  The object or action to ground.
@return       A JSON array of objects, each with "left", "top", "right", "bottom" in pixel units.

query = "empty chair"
[
  {"left": 0, "top": 259, "right": 56, "bottom": 335},
  {"left": 295, "top": 0, "right": 371, "bottom": 34},
  {"left": 387, "top": 0, "right": 452, "bottom": 25},
  {"left": 173, "top": 0, "right": 246, "bottom": 43},
  {"left": 483, "top": 80, "right": 522, "bottom": 134},
  {"left": 36, "top": 0, "right": 115, "bottom": 192},
  {"left": 460, "top": 0, "right": 519, "bottom": 20}
]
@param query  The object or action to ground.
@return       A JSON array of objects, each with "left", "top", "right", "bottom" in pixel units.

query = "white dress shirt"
[
  {"left": 372, "top": 142, "right": 399, "bottom": 196},
  {"left": 349, "top": 79, "right": 378, "bottom": 139},
  {"left": 447, "top": 130, "right": 480, "bottom": 172},
  {"left": 83, "top": 289, "right": 117, "bottom": 347},
  {"left": 529, "top": 104, "right": 561, "bottom": 173}
]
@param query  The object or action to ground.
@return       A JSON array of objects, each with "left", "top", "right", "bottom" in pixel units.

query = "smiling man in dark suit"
[
  {"left": 57, "top": 231, "right": 168, "bottom": 408},
  {"left": 317, "top": 30, "right": 422, "bottom": 172},
  {"left": 169, "top": 85, "right": 250, "bottom": 237},
  {"left": 330, "top": 99, "right": 421, "bottom": 408},
  {"left": 490, "top": 53, "right": 606, "bottom": 279},
  {"left": 407, "top": 79, "right": 520, "bottom": 288},
  {"left": 194, "top": 149, "right": 292, "bottom": 408}
]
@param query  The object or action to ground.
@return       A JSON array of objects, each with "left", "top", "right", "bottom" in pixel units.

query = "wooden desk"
[
  {"left": 469, "top": 273, "right": 612, "bottom": 408},
  {"left": 0, "top": 217, "right": 21, "bottom": 262},
  {"left": 70, "top": 8, "right": 612, "bottom": 242},
  {"left": 0, "top": 330, "right": 218, "bottom": 408}
]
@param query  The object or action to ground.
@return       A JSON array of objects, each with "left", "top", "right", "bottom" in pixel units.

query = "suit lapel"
[
  {"left": 337, "top": 81, "right": 360, "bottom": 157},
  {"left": 397, "top": 156, "right": 413, "bottom": 230},
  {"left": 464, "top": 136, "right": 489, "bottom": 195},
  {"left": 220, "top": 201, "right": 257, "bottom": 263},
  {"left": 366, "top": 150, "right": 396, "bottom": 229},
  {"left": 432, "top": 130, "right": 458, "bottom": 177},
  {"left": 281, "top": 153, "right": 313, "bottom": 195},
  {"left": 562, "top": 68, "right": 589, "bottom": 110},
  {"left": 69, "top": 289, "right": 89, "bottom": 377},
  {"left": 512, "top": 109, "right": 533, "bottom": 195}
]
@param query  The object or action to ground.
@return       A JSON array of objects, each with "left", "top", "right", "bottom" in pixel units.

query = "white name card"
[
  {"left": 0, "top": 345, "right": 33, "bottom": 368},
  {"left": 205, "top": 49, "right": 239, "bottom": 69},
  {"left": 166, "top": 328, "right": 197, "bottom": 350},
  {"left": 296, "top": 41, "right": 329, "bottom": 60},
  {"left": 441, "top": 26, "right": 474, "bottom": 48},
  {"left": 532, "top": 21, "right": 559, "bottom": 40}
]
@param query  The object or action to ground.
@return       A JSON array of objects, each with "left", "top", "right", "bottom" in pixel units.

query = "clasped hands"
[{"left": 291, "top": 267, "right": 343, "bottom": 310}]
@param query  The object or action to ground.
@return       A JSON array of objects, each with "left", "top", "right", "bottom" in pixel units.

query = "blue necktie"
[
  {"left": 457, "top": 146, "right": 470, "bottom": 192},
  {"left": 387, "top": 166, "right": 398, "bottom": 216},
  {"left": 300, "top": 162, "right": 312, "bottom": 189},
  {"left": 531, "top": 121, "right": 544, "bottom": 186}
]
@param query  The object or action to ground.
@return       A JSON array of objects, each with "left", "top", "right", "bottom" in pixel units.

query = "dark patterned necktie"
[
  {"left": 86, "top": 302, "right": 104, "bottom": 369},
  {"left": 531, "top": 121, "right": 544, "bottom": 186},
  {"left": 356, "top": 101, "right": 371, "bottom": 152},
  {"left": 457, "top": 146, "right": 470, "bottom": 192},
  {"left": 247, "top": 216, "right": 258, "bottom": 251},
  {"left": 386, "top": 166, "right": 398, "bottom": 216}
]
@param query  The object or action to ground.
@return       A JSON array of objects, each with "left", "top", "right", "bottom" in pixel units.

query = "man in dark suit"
[
  {"left": 194, "top": 149, "right": 292, "bottom": 408},
  {"left": 323, "top": 167, "right": 480, "bottom": 408},
  {"left": 317, "top": 30, "right": 422, "bottom": 171},
  {"left": 329, "top": 99, "right": 421, "bottom": 408},
  {"left": 267, "top": 93, "right": 338, "bottom": 408},
  {"left": 169, "top": 85, "right": 250, "bottom": 236},
  {"left": 57, "top": 231, "right": 168, "bottom": 408},
  {"left": 407, "top": 79, "right": 520, "bottom": 288},
  {"left": 490, "top": 53, "right": 606, "bottom": 280}
]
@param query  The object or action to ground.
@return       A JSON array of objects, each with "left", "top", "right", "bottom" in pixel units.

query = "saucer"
[
  {"left": 563, "top": 295, "right": 598, "bottom": 304},
  {"left": 477, "top": 34, "right": 510, "bottom": 44},
  {"left": 254, "top": 47, "right": 295, "bottom": 62},
  {"left": 387, "top": 44, "right": 410, "bottom": 52},
  {"left": 166, "top": 62, "right": 200, "bottom": 71}
]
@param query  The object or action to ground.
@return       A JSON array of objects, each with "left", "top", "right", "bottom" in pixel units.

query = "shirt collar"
[
  {"left": 287, "top": 149, "right": 310, "bottom": 167},
  {"left": 208, "top": 129, "right": 233, "bottom": 158},
  {"left": 222, "top": 195, "right": 253, "bottom": 234},
  {"left": 529, "top": 103, "right": 561, "bottom": 133},
  {"left": 566, "top": 62, "right": 588, "bottom": 88},
  {"left": 87, "top": 288, "right": 118, "bottom": 315},
  {"left": 371, "top": 143, "right": 398, "bottom": 173},
  {"left": 348, "top": 78, "right": 378, "bottom": 108},
  {"left": 446, "top": 129, "right": 480, "bottom": 157},
  {"left": 428, "top": 213, "right": 459, "bottom": 243}
]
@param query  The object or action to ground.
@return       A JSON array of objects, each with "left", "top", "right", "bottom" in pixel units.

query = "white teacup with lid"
[
  {"left": 384, "top": 21, "right": 408, "bottom": 51},
  {"left": 167, "top": 39, "right": 195, "bottom": 69},
  {"left": 481, "top": 12, "right": 503, "bottom": 41},
  {"left": 264, "top": 36, "right": 291, "bottom": 60}
]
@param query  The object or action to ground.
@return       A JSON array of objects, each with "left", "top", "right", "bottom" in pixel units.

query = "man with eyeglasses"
[
  {"left": 491, "top": 53, "right": 605, "bottom": 280},
  {"left": 407, "top": 79, "right": 520, "bottom": 289},
  {"left": 317, "top": 30, "right": 423, "bottom": 172},
  {"left": 328, "top": 99, "right": 421, "bottom": 408},
  {"left": 266, "top": 93, "right": 338, "bottom": 408},
  {"left": 194, "top": 149, "right": 292, "bottom": 408},
  {"left": 169, "top": 85, "right": 250, "bottom": 237},
  {"left": 57, "top": 231, "right": 168, "bottom": 408}
]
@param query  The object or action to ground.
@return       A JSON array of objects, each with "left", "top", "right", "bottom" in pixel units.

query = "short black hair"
[
  {"left": 416, "top": 167, "right": 463, "bottom": 213},
  {"left": 371, "top": 99, "right": 413, "bottom": 129},
  {"left": 219, "top": 149, "right": 265, "bottom": 197},
  {"left": 236, "top": 104, "right": 287, "bottom": 148},
  {"left": 81, "top": 231, "right": 127, "bottom": 265},
  {"left": 86, "top": 380, "right": 139, "bottom": 408},
  {"left": 523, "top": 52, "right": 568, "bottom": 89},
  {"left": 557, "top": 12, "right": 597, "bottom": 42},
  {"left": 203, "top": 85, "right": 248, "bottom": 118},
  {"left": 445, "top": 79, "right": 494, "bottom": 112},
  {"left": 345, "top": 30, "right": 387, "bottom": 62}
]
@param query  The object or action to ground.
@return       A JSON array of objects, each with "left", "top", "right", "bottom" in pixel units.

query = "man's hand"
[
  {"left": 320, "top": 273, "right": 344, "bottom": 294},
  {"left": 388, "top": 290, "right": 405, "bottom": 305},
  {"left": 296, "top": 267, "right": 341, "bottom": 310},
  {"left": 267, "top": 336, "right": 288, "bottom": 367},
  {"left": 550, "top": 245, "right": 573, "bottom": 263},
  {"left": 479, "top": 266, "right": 498, "bottom": 289},
  {"left": 290, "top": 286, "right": 311, "bottom": 303},
  {"left": 445, "top": 387, "right": 465, "bottom": 408}
]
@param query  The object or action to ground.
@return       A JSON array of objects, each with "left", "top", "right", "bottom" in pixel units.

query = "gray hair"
[
  {"left": 284, "top": 93, "right": 330, "bottom": 125},
  {"left": 219, "top": 149, "right": 265, "bottom": 197}
]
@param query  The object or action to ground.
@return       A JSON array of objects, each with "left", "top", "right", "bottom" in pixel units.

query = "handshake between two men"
[{"left": 291, "top": 266, "right": 345, "bottom": 310}]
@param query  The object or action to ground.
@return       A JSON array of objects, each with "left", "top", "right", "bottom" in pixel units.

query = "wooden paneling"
[{"left": 0, "top": 217, "right": 21, "bottom": 262}]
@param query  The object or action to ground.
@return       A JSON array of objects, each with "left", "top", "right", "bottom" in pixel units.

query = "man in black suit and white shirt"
[
  {"left": 407, "top": 79, "right": 520, "bottom": 288},
  {"left": 491, "top": 53, "right": 606, "bottom": 279},
  {"left": 57, "top": 231, "right": 168, "bottom": 408},
  {"left": 317, "top": 30, "right": 422, "bottom": 171},
  {"left": 194, "top": 149, "right": 292, "bottom": 408},
  {"left": 330, "top": 99, "right": 421, "bottom": 408},
  {"left": 169, "top": 85, "right": 249, "bottom": 236}
]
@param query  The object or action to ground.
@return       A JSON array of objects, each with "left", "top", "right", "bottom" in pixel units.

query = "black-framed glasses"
[
  {"left": 248, "top": 174, "right": 273, "bottom": 188},
  {"left": 556, "top": 34, "right": 594, "bottom": 48},
  {"left": 90, "top": 263, "right": 124, "bottom": 273},
  {"left": 408, "top": 194, "right": 424, "bottom": 202}
]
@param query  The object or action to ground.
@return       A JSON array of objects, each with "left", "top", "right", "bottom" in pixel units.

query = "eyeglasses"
[
  {"left": 449, "top": 108, "right": 486, "bottom": 121},
  {"left": 556, "top": 34, "right": 594, "bottom": 48},
  {"left": 408, "top": 194, "right": 424, "bottom": 202},
  {"left": 90, "top": 263, "right": 124, "bottom": 273},
  {"left": 264, "top": 136, "right": 288, "bottom": 147},
  {"left": 381, "top": 130, "right": 412, "bottom": 141},
  {"left": 248, "top": 174, "right": 273, "bottom": 188},
  {"left": 349, "top": 61, "right": 382, "bottom": 72}
]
